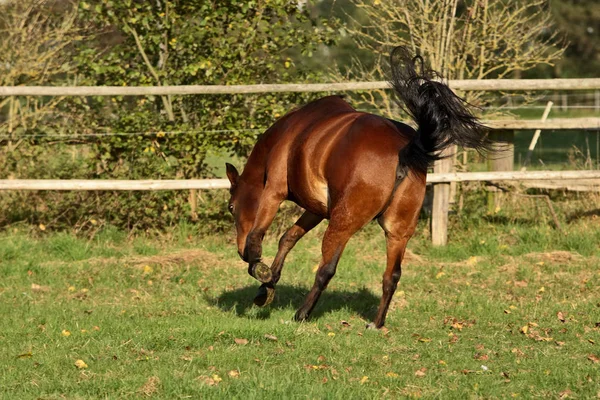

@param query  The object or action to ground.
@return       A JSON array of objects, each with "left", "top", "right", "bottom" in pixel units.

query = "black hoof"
[
  {"left": 294, "top": 310, "right": 308, "bottom": 322},
  {"left": 250, "top": 262, "right": 272, "bottom": 283},
  {"left": 253, "top": 284, "right": 275, "bottom": 307}
]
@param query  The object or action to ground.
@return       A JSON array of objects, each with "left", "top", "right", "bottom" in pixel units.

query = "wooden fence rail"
[
  {"left": 1, "top": 171, "right": 599, "bottom": 191},
  {"left": 2, "top": 78, "right": 600, "bottom": 97}
]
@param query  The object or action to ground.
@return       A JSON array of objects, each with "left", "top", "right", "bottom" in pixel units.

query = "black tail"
[{"left": 389, "top": 46, "right": 491, "bottom": 175}]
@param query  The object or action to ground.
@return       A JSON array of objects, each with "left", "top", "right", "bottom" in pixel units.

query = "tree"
[
  {"left": 549, "top": 0, "right": 600, "bottom": 77},
  {"left": 331, "top": 0, "right": 565, "bottom": 117},
  {"left": 0, "top": 0, "right": 81, "bottom": 141}
]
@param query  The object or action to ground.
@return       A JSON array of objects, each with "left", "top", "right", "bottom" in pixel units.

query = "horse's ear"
[{"left": 225, "top": 163, "right": 239, "bottom": 187}]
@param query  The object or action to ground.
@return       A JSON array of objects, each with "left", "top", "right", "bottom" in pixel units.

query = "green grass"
[{"left": 1, "top": 199, "right": 600, "bottom": 399}]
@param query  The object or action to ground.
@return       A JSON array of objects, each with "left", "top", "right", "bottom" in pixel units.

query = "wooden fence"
[
  {"left": 2, "top": 171, "right": 599, "bottom": 191},
  {"left": 2, "top": 79, "right": 600, "bottom": 245}
]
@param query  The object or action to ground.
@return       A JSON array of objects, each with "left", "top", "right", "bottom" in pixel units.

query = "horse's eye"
[{"left": 228, "top": 204, "right": 234, "bottom": 213}]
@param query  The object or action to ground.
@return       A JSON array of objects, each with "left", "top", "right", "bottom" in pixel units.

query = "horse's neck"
[{"left": 242, "top": 138, "right": 269, "bottom": 184}]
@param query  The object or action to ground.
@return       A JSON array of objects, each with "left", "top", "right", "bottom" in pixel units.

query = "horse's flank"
[{"left": 240, "top": 95, "right": 420, "bottom": 219}]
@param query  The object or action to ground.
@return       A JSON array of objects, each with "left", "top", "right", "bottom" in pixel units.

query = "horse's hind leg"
[
  {"left": 254, "top": 211, "right": 322, "bottom": 307},
  {"left": 293, "top": 222, "right": 356, "bottom": 321},
  {"left": 369, "top": 233, "right": 410, "bottom": 329},
  {"left": 370, "top": 176, "right": 424, "bottom": 329},
  {"left": 293, "top": 202, "right": 376, "bottom": 321}
]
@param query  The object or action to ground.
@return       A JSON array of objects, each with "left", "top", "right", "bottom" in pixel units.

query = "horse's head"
[{"left": 225, "top": 163, "right": 262, "bottom": 262}]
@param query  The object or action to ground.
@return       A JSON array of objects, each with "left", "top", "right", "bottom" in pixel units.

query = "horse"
[{"left": 225, "top": 46, "right": 490, "bottom": 329}]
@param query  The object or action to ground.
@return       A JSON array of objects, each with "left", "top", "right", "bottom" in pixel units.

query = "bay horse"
[{"left": 225, "top": 47, "right": 489, "bottom": 329}]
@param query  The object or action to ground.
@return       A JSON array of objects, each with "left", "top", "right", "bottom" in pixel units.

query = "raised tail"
[{"left": 389, "top": 46, "right": 491, "bottom": 175}]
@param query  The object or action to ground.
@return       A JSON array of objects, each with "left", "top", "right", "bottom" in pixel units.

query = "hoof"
[
  {"left": 250, "top": 261, "right": 272, "bottom": 283},
  {"left": 293, "top": 310, "right": 308, "bottom": 322},
  {"left": 253, "top": 284, "right": 275, "bottom": 307},
  {"left": 365, "top": 322, "right": 379, "bottom": 330}
]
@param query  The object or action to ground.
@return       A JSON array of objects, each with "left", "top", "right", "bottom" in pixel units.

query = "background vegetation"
[{"left": 0, "top": 0, "right": 599, "bottom": 232}]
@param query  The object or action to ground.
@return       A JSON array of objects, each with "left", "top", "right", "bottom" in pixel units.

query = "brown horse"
[{"left": 225, "top": 47, "right": 489, "bottom": 328}]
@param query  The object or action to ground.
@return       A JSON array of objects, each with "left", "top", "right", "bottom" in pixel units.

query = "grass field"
[{"left": 1, "top": 194, "right": 600, "bottom": 399}]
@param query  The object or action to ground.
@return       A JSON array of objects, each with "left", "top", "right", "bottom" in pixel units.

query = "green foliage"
[
  {"left": 1, "top": 1, "right": 341, "bottom": 231},
  {"left": 75, "top": 0, "right": 338, "bottom": 177}
]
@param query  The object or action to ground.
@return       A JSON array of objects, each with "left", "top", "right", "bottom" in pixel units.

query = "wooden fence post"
[
  {"left": 189, "top": 189, "right": 198, "bottom": 221},
  {"left": 487, "top": 130, "right": 515, "bottom": 213},
  {"left": 431, "top": 148, "right": 454, "bottom": 246}
]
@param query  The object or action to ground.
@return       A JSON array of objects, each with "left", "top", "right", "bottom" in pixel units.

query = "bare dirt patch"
[
  {"left": 41, "top": 248, "right": 227, "bottom": 270},
  {"left": 523, "top": 251, "right": 583, "bottom": 264}
]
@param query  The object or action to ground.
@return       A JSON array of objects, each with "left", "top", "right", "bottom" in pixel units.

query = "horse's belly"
[{"left": 289, "top": 178, "right": 329, "bottom": 217}]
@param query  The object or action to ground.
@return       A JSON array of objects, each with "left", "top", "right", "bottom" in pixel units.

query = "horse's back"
[{"left": 272, "top": 96, "right": 415, "bottom": 218}]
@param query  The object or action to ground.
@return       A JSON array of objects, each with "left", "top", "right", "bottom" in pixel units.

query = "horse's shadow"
[{"left": 206, "top": 284, "right": 379, "bottom": 322}]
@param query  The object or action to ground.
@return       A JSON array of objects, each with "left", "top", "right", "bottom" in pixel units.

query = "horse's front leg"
[
  {"left": 271, "top": 211, "right": 323, "bottom": 284},
  {"left": 244, "top": 187, "right": 285, "bottom": 284},
  {"left": 254, "top": 211, "right": 323, "bottom": 307}
]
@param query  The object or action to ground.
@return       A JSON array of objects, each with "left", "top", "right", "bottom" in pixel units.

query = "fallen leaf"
[
  {"left": 327, "top": 332, "right": 335, "bottom": 337},
  {"left": 341, "top": 320, "right": 351, "bottom": 327},
  {"left": 588, "top": 339, "right": 595, "bottom": 345},
  {"left": 435, "top": 271, "right": 445, "bottom": 279},
  {"left": 200, "top": 374, "right": 222, "bottom": 386},
  {"left": 557, "top": 312, "right": 566, "bottom": 323},
  {"left": 587, "top": 354, "right": 599, "bottom": 364},
  {"left": 38, "top": 224, "right": 46, "bottom": 231},
  {"left": 31, "top": 283, "right": 49, "bottom": 292},
  {"left": 386, "top": 372, "right": 399, "bottom": 378},
  {"left": 555, "top": 341, "right": 565, "bottom": 346},
  {"left": 16, "top": 352, "right": 32, "bottom": 359},
  {"left": 451, "top": 322, "right": 464, "bottom": 331},
  {"left": 360, "top": 376, "right": 369, "bottom": 384},
  {"left": 228, "top": 370, "right": 240, "bottom": 378},
  {"left": 520, "top": 325, "right": 529, "bottom": 334},
  {"left": 418, "top": 337, "right": 432, "bottom": 343},
  {"left": 62, "top": 330, "right": 71, "bottom": 337},
  {"left": 559, "top": 389, "right": 572, "bottom": 399},
  {"left": 415, "top": 368, "right": 427, "bottom": 377},
  {"left": 234, "top": 338, "right": 248, "bottom": 345},
  {"left": 264, "top": 334, "right": 278, "bottom": 341},
  {"left": 74, "top": 359, "right": 88, "bottom": 369}
]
